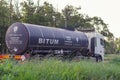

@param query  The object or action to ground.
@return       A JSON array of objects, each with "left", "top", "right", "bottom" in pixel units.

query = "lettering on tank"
[
  {"left": 64, "top": 36, "right": 72, "bottom": 45},
  {"left": 8, "top": 26, "right": 23, "bottom": 44},
  {"left": 38, "top": 38, "right": 59, "bottom": 45}
]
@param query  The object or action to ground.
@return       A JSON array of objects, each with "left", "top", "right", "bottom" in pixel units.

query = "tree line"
[{"left": 0, "top": 0, "right": 119, "bottom": 54}]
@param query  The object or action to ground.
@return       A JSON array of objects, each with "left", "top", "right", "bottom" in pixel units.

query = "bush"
[
  {"left": 110, "top": 56, "right": 120, "bottom": 65},
  {"left": 0, "top": 59, "right": 120, "bottom": 80}
]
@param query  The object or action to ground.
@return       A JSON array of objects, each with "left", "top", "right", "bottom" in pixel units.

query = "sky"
[{"left": 39, "top": 0, "right": 120, "bottom": 38}]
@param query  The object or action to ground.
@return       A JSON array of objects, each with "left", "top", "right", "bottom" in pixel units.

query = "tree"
[
  {"left": 36, "top": 2, "right": 55, "bottom": 26},
  {"left": 21, "top": 1, "right": 59, "bottom": 27},
  {"left": 77, "top": 15, "right": 93, "bottom": 29},
  {"left": 62, "top": 5, "right": 80, "bottom": 28},
  {"left": 114, "top": 38, "right": 120, "bottom": 54},
  {"left": 105, "top": 40, "right": 116, "bottom": 54},
  {"left": 20, "top": 0, "right": 36, "bottom": 23},
  {"left": 91, "top": 17, "right": 113, "bottom": 38},
  {"left": 12, "top": 0, "right": 21, "bottom": 22},
  {"left": 0, "top": 0, "right": 10, "bottom": 52}
]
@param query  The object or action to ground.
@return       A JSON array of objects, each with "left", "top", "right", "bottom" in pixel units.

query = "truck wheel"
[{"left": 96, "top": 55, "right": 102, "bottom": 62}]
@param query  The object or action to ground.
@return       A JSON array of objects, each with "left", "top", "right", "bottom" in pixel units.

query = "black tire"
[{"left": 96, "top": 55, "right": 102, "bottom": 62}]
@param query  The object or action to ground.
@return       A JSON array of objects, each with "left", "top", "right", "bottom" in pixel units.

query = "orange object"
[
  {"left": 0, "top": 54, "right": 25, "bottom": 61},
  {"left": 0, "top": 54, "right": 10, "bottom": 59},
  {"left": 14, "top": 55, "right": 22, "bottom": 60},
  {"left": 2, "top": 54, "right": 10, "bottom": 59},
  {"left": 0, "top": 55, "right": 3, "bottom": 59}
]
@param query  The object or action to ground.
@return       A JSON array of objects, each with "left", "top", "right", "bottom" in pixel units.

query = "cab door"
[{"left": 94, "top": 37, "right": 104, "bottom": 57}]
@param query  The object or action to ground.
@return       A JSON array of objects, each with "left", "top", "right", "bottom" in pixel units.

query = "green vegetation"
[{"left": 0, "top": 55, "right": 120, "bottom": 80}]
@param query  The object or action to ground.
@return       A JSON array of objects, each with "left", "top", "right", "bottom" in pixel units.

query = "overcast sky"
[{"left": 39, "top": 0, "right": 120, "bottom": 38}]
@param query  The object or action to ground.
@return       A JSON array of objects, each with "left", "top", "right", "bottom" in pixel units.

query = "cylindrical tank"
[{"left": 5, "top": 22, "right": 88, "bottom": 55}]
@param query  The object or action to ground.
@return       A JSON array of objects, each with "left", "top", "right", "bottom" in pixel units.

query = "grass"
[{"left": 0, "top": 55, "right": 120, "bottom": 80}]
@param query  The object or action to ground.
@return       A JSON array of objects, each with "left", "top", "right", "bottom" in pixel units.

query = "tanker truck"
[{"left": 5, "top": 22, "right": 104, "bottom": 61}]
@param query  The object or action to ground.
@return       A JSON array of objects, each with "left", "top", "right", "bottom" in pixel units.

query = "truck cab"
[
  {"left": 85, "top": 32, "right": 104, "bottom": 62},
  {"left": 93, "top": 33, "right": 104, "bottom": 61}
]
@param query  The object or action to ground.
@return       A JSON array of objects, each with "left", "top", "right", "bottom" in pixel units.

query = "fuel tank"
[{"left": 5, "top": 22, "right": 88, "bottom": 55}]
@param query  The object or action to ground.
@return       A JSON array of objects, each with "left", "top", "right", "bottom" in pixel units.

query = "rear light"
[
  {"left": 0, "top": 54, "right": 26, "bottom": 61},
  {"left": 0, "top": 54, "right": 10, "bottom": 59},
  {"left": 14, "top": 55, "right": 22, "bottom": 60},
  {"left": 2, "top": 54, "right": 10, "bottom": 59},
  {"left": 13, "top": 55, "right": 26, "bottom": 61}
]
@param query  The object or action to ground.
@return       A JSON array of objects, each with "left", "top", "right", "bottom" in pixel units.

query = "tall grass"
[{"left": 0, "top": 58, "right": 120, "bottom": 80}]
